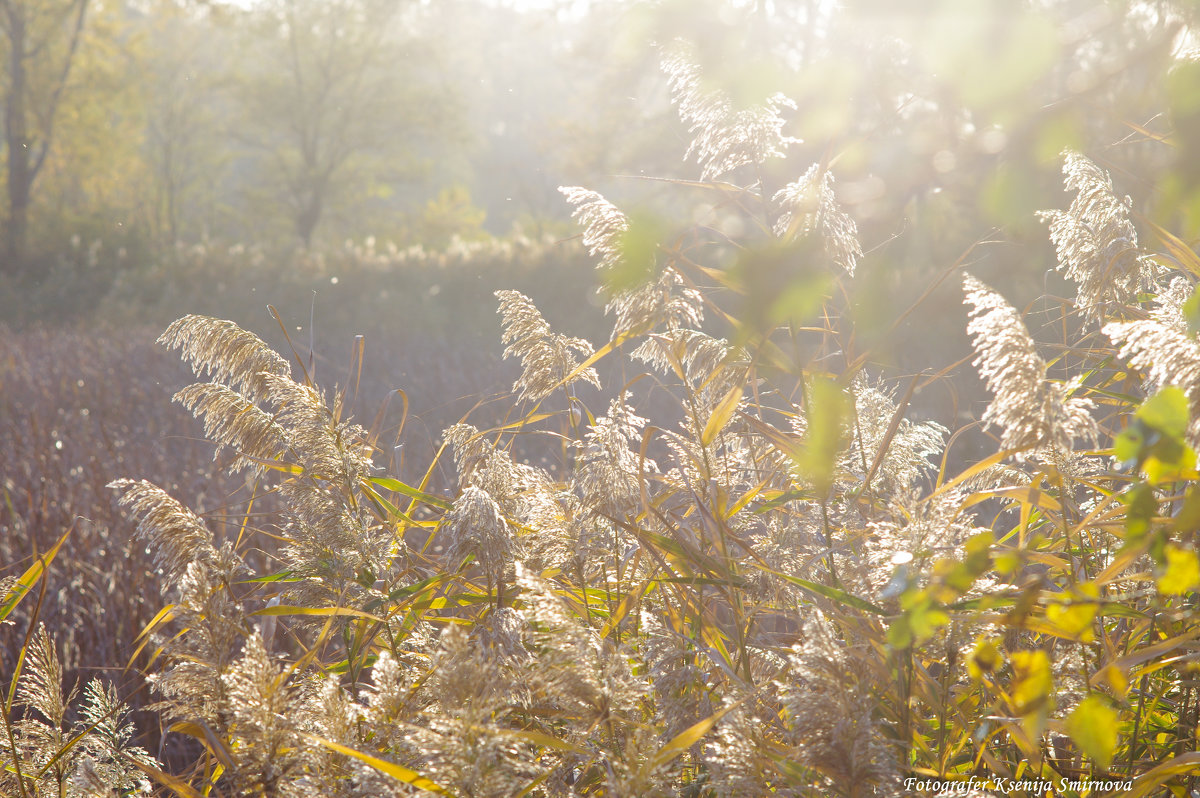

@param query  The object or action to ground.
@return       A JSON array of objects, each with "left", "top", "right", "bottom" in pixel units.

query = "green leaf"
[
  {"left": 250, "top": 605, "right": 385, "bottom": 623},
  {"left": 1118, "top": 388, "right": 1196, "bottom": 483},
  {"left": 906, "top": 594, "right": 950, "bottom": 643},
  {"left": 888, "top": 590, "right": 950, "bottom": 649},
  {"left": 1066, "top": 694, "right": 1119, "bottom": 771},
  {"left": 239, "top": 569, "right": 299, "bottom": 584},
  {"left": 1171, "top": 485, "right": 1200, "bottom": 533},
  {"left": 767, "top": 272, "right": 834, "bottom": 327},
  {"left": 729, "top": 238, "right": 833, "bottom": 339},
  {"left": 1124, "top": 482, "right": 1157, "bottom": 540},
  {"left": 1140, "top": 385, "right": 1190, "bottom": 440},
  {"left": 796, "top": 377, "right": 851, "bottom": 497},
  {"left": 1113, "top": 421, "right": 1146, "bottom": 465},
  {"left": 610, "top": 211, "right": 669, "bottom": 294},
  {"left": 767, "top": 570, "right": 886, "bottom": 615},
  {"left": 1183, "top": 283, "right": 1200, "bottom": 336}
]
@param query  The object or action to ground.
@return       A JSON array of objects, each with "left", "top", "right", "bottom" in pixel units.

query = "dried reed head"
[
  {"left": 108, "top": 478, "right": 217, "bottom": 582},
  {"left": 774, "top": 164, "right": 862, "bottom": 277},
  {"left": 610, "top": 268, "right": 706, "bottom": 354},
  {"left": 559, "top": 184, "right": 705, "bottom": 346},
  {"left": 71, "top": 679, "right": 155, "bottom": 796},
  {"left": 173, "top": 382, "right": 290, "bottom": 476},
  {"left": 16, "top": 625, "right": 69, "bottom": 749},
  {"left": 7, "top": 627, "right": 154, "bottom": 796},
  {"left": 495, "top": 289, "right": 601, "bottom": 403},
  {"left": 1037, "top": 151, "right": 1157, "bottom": 323},
  {"left": 662, "top": 40, "right": 798, "bottom": 182},
  {"left": 441, "top": 485, "right": 520, "bottom": 584},
  {"left": 780, "top": 616, "right": 898, "bottom": 794},
  {"left": 408, "top": 624, "right": 540, "bottom": 796},
  {"left": 559, "top": 186, "right": 628, "bottom": 274},
  {"left": 963, "top": 275, "right": 1097, "bottom": 455},
  {"left": 575, "top": 394, "right": 657, "bottom": 517},
  {"left": 221, "top": 634, "right": 301, "bottom": 794},
  {"left": 158, "top": 314, "right": 291, "bottom": 403},
  {"left": 1104, "top": 277, "right": 1200, "bottom": 443},
  {"left": 703, "top": 705, "right": 772, "bottom": 797},
  {"left": 849, "top": 379, "right": 946, "bottom": 492}
]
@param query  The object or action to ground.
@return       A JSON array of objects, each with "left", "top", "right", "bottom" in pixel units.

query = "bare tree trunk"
[
  {"left": 4, "top": 5, "right": 29, "bottom": 272},
  {"left": 1, "top": 0, "right": 90, "bottom": 275},
  {"left": 295, "top": 192, "right": 321, "bottom": 249}
]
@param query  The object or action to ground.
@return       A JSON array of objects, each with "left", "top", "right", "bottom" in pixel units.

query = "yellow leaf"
[
  {"left": 967, "top": 637, "right": 1003, "bottom": 680},
  {"left": 1158, "top": 545, "right": 1200, "bottom": 595},
  {"left": 1126, "top": 751, "right": 1200, "bottom": 797},
  {"left": 167, "top": 721, "right": 236, "bottom": 770},
  {"left": 123, "top": 755, "right": 206, "bottom": 798},
  {"left": 1010, "top": 650, "right": 1053, "bottom": 716},
  {"left": 250, "top": 605, "right": 384, "bottom": 623},
  {"left": 797, "top": 377, "right": 851, "bottom": 496},
  {"left": 1099, "top": 665, "right": 1130, "bottom": 698},
  {"left": 702, "top": 383, "right": 744, "bottom": 447},
  {"left": 642, "top": 701, "right": 740, "bottom": 779},
  {"left": 1066, "top": 695, "right": 1119, "bottom": 771},
  {"left": 0, "top": 528, "right": 71, "bottom": 622},
  {"left": 304, "top": 734, "right": 456, "bottom": 796}
]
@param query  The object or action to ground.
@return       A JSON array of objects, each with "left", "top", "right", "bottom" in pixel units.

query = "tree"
[
  {"left": 0, "top": 0, "right": 89, "bottom": 271},
  {"left": 142, "top": 4, "right": 229, "bottom": 248},
  {"left": 235, "top": 0, "right": 455, "bottom": 248}
]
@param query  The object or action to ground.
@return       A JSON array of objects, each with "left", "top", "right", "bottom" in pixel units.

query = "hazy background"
[{"left": 1, "top": 0, "right": 1194, "bottom": 311}]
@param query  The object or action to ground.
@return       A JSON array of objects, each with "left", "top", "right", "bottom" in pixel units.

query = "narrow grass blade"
[
  {"left": 641, "top": 701, "right": 739, "bottom": 779},
  {"left": 369, "top": 476, "right": 453, "bottom": 510},
  {"left": 168, "top": 720, "right": 237, "bottom": 770},
  {"left": 765, "top": 569, "right": 886, "bottom": 615},
  {"left": 1128, "top": 751, "right": 1200, "bottom": 797},
  {"left": 305, "top": 734, "right": 457, "bottom": 796},
  {"left": 702, "top": 383, "right": 743, "bottom": 446},
  {"left": 123, "top": 754, "right": 206, "bottom": 798},
  {"left": 0, "top": 528, "right": 71, "bottom": 623},
  {"left": 251, "top": 605, "right": 385, "bottom": 623},
  {"left": 1139, "top": 213, "right": 1200, "bottom": 279},
  {"left": 125, "top": 604, "right": 176, "bottom": 671}
]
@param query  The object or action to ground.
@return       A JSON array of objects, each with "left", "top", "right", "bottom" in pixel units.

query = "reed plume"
[
  {"left": 1104, "top": 276, "right": 1200, "bottom": 441},
  {"left": 662, "top": 41, "right": 798, "bottom": 182},
  {"left": 495, "top": 289, "right": 600, "bottom": 403},
  {"left": 159, "top": 314, "right": 292, "bottom": 402},
  {"left": 963, "top": 275, "right": 1097, "bottom": 455},
  {"left": 774, "top": 164, "right": 862, "bottom": 277},
  {"left": 1037, "top": 151, "right": 1157, "bottom": 322},
  {"left": 559, "top": 186, "right": 705, "bottom": 347}
]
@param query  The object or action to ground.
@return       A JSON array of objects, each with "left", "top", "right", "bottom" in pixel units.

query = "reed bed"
[{"left": 4, "top": 49, "right": 1200, "bottom": 798}]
